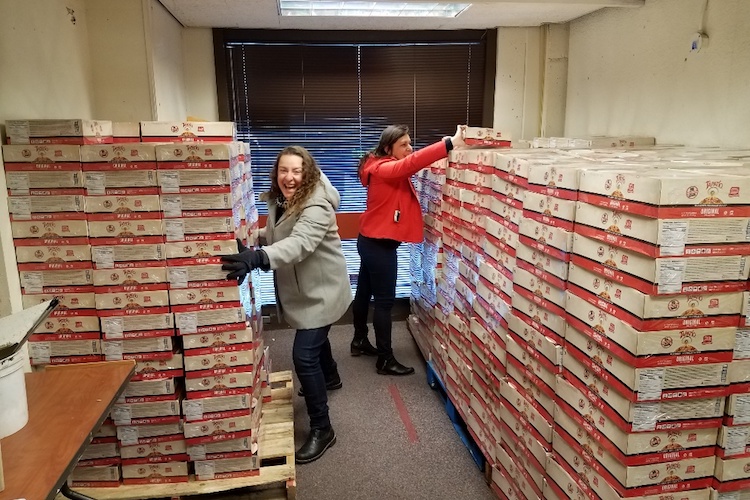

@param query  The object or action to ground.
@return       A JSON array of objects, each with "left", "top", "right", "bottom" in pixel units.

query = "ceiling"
[{"left": 158, "top": 0, "right": 644, "bottom": 31}]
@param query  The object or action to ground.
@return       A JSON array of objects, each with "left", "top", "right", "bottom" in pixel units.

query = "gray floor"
[{"left": 261, "top": 320, "right": 496, "bottom": 500}]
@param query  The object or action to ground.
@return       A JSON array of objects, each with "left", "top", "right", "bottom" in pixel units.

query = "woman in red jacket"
[{"left": 352, "top": 124, "right": 465, "bottom": 375}]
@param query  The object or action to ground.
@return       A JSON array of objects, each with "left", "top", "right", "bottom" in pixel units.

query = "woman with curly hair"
[{"left": 222, "top": 145, "right": 351, "bottom": 464}]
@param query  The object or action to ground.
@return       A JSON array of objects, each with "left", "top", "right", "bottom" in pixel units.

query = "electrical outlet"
[{"left": 690, "top": 31, "right": 709, "bottom": 53}]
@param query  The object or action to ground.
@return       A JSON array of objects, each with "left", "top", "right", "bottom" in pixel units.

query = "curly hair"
[
  {"left": 358, "top": 124, "right": 410, "bottom": 176},
  {"left": 266, "top": 145, "right": 321, "bottom": 217}
]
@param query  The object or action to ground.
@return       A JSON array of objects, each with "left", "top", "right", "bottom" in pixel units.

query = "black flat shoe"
[
  {"left": 351, "top": 337, "right": 378, "bottom": 357},
  {"left": 298, "top": 377, "right": 343, "bottom": 397},
  {"left": 296, "top": 427, "right": 336, "bottom": 464},
  {"left": 376, "top": 356, "right": 415, "bottom": 376}
]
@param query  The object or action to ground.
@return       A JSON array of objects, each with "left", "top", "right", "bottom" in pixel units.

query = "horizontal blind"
[{"left": 218, "top": 31, "right": 490, "bottom": 305}]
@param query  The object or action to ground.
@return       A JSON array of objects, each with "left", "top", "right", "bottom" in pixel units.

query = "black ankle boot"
[
  {"left": 298, "top": 375, "right": 343, "bottom": 397},
  {"left": 296, "top": 427, "right": 336, "bottom": 464},
  {"left": 350, "top": 337, "right": 378, "bottom": 357},
  {"left": 376, "top": 356, "right": 415, "bottom": 376}
]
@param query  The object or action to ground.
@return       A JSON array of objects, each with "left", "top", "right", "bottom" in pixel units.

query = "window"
[{"left": 215, "top": 30, "right": 495, "bottom": 305}]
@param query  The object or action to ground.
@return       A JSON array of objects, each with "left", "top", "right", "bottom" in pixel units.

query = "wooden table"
[{"left": 0, "top": 360, "right": 135, "bottom": 500}]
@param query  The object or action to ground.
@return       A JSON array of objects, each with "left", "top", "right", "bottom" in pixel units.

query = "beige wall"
[
  {"left": 565, "top": 0, "right": 750, "bottom": 147},
  {"left": 493, "top": 28, "right": 543, "bottom": 142},
  {"left": 0, "top": 0, "right": 95, "bottom": 126},
  {"left": 183, "top": 28, "right": 219, "bottom": 122},
  {"left": 86, "top": 0, "right": 154, "bottom": 121},
  {"left": 148, "top": 0, "right": 188, "bottom": 120}
]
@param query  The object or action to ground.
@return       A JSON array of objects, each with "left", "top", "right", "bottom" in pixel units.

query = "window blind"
[{"left": 215, "top": 30, "right": 494, "bottom": 304}]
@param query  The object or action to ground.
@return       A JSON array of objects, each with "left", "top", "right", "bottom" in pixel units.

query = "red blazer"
[{"left": 358, "top": 141, "right": 449, "bottom": 243}]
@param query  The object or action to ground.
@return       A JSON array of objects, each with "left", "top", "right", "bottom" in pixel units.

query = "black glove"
[{"left": 221, "top": 238, "right": 269, "bottom": 284}]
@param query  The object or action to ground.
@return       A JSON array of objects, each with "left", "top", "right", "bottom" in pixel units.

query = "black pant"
[
  {"left": 352, "top": 234, "right": 400, "bottom": 357},
  {"left": 292, "top": 324, "right": 338, "bottom": 430}
]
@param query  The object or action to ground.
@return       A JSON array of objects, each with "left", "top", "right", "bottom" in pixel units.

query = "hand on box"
[
  {"left": 451, "top": 125, "right": 466, "bottom": 149},
  {"left": 221, "top": 238, "right": 269, "bottom": 284}
]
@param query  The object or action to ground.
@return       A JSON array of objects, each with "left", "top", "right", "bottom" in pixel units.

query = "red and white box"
[
  {"left": 507, "top": 313, "right": 562, "bottom": 369},
  {"left": 11, "top": 218, "right": 88, "bottom": 240},
  {"left": 14, "top": 240, "right": 91, "bottom": 264},
  {"left": 121, "top": 461, "right": 188, "bottom": 484},
  {"left": 101, "top": 336, "right": 173, "bottom": 361},
  {"left": 93, "top": 265, "right": 167, "bottom": 287},
  {"left": 574, "top": 201, "right": 750, "bottom": 258},
  {"left": 116, "top": 421, "right": 184, "bottom": 446},
  {"left": 165, "top": 239, "right": 236, "bottom": 260},
  {"left": 5, "top": 119, "right": 113, "bottom": 145},
  {"left": 68, "top": 464, "right": 120, "bottom": 488},
  {"left": 111, "top": 393, "right": 182, "bottom": 426},
  {"left": 9, "top": 192, "right": 85, "bottom": 218},
  {"left": 181, "top": 324, "right": 253, "bottom": 350},
  {"left": 22, "top": 286, "right": 95, "bottom": 311},
  {"left": 519, "top": 217, "right": 573, "bottom": 262},
  {"left": 463, "top": 126, "right": 511, "bottom": 147},
  {"left": 120, "top": 434, "right": 187, "bottom": 462},
  {"left": 182, "top": 392, "right": 256, "bottom": 421},
  {"left": 516, "top": 242, "right": 568, "bottom": 287},
  {"left": 99, "top": 311, "right": 174, "bottom": 338},
  {"left": 80, "top": 143, "right": 157, "bottom": 195},
  {"left": 2, "top": 144, "right": 83, "bottom": 193},
  {"left": 512, "top": 292, "right": 566, "bottom": 341},
  {"left": 578, "top": 168, "right": 750, "bottom": 219},
  {"left": 90, "top": 238, "right": 166, "bottom": 269},
  {"left": 552, "top": 435, "right": 712, "bottom": 499},
  {"left": 168, "top": 281, "right": 240, "bottom": 306},
  {"left": 556, "top": 375, "right": 719, "bottom": 458},
  {"left": 524, "top": 190, "right": 577, "bottom": 231},
  {"left": 121, "top": 378, "right": 177, "bottom": 399},
  {"left": 561, "top": 357, "right": 726, "bottom": 431},
  {"left": 565, "top": 324, "right": 729, "bottom": 397},
  {"left": 88, "top": 216, "right": 163, "bottom": 239},
  {"left": 554, "top": 416, "right": 716, "bottom": 492},
  {"left": 567, "top": 261, "right": 742, "bottom": 331},
  {"left": 572, "top": 233, "right": 750, "bottom": 295},
  {"left": 18, "top": 264, "right": 93, "bottom": 294},
  {"left": 163, "top": 211, "right": 239, "bottom": 242},
  {"left": 174, "top": 306, "right": 246, "bottom": 336},
  {"left": 166, "top": 258, "right": 227, "bottom": 285},
  {"left": 140, "top": 121, "right": 236, "bottom": 143},
  {"left": 566, "top": 290, "right": 737, "bottom": 362}
]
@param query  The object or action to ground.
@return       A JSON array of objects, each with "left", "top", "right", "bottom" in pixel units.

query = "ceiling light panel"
[{"left": 279, "top": 1, "right": 471, "bottom": 17}]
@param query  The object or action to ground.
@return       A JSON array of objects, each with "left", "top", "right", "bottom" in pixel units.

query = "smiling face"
[
  {"left": 277, "top": 153, "right": 304, "bottom": 200},
  {"left": 387, "top": 134, "right": 413, "bottom": 160}
]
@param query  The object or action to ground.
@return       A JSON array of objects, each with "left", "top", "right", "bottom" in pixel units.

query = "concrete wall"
[{"left": 565, "top": 0, "right": 750, "bottom": 147}]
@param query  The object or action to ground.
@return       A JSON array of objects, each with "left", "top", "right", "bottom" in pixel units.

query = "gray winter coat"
[{"left": 259, "top": 173, "right": 352, "bottom": 330}]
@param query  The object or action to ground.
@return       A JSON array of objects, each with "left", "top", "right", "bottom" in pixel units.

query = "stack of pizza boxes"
[
  {"left": 555, "top": 166, "right": 750, "bottom": 499},
  {"left": 435, "top": 127, "right": 510, "bottom": 475},
  {"left": 409, "top": 158, "right": 447, "bottom": 360},
  {"left": 489, "top": 149, "right": 571, "bottom": 500},
  {"left": 81, "top": 143, "right": 185, "bottom": 485},
  {"left": 447, "top": 146, "right": 503, "bottom": 464},
  {"left": 155, "top": 142, "right": 264, "bottom": 481},
  {"left": 2, "top": 143, "right": 98, "bottom": 367}
]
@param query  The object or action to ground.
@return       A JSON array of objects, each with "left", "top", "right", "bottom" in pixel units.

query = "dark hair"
[
  {"left": 358, "top": 124, "right": 410, "bottom": 175},
  {"left": 267, "top": 145, "right": 321, "bottom": 216}
]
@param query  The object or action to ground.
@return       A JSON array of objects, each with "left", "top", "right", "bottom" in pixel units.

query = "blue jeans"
[
  {"left": 352, "top": 234, "right": 400, "bottom": 357},
  {"left": 292, "top": 325, "right": 337, "bottom": 430}
]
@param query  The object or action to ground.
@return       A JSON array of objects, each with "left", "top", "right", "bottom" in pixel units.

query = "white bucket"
[{"left": 0, "top": 352, "right": 29, "bottom": 439}]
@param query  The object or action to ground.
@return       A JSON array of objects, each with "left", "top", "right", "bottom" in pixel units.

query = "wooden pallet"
[{"left": 57, "top": 371, "right": 296, "bottom": 500}]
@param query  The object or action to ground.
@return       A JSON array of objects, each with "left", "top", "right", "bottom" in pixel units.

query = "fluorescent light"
[{"left": 279, "top": 1, "right": 470, "bottom": 17}]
